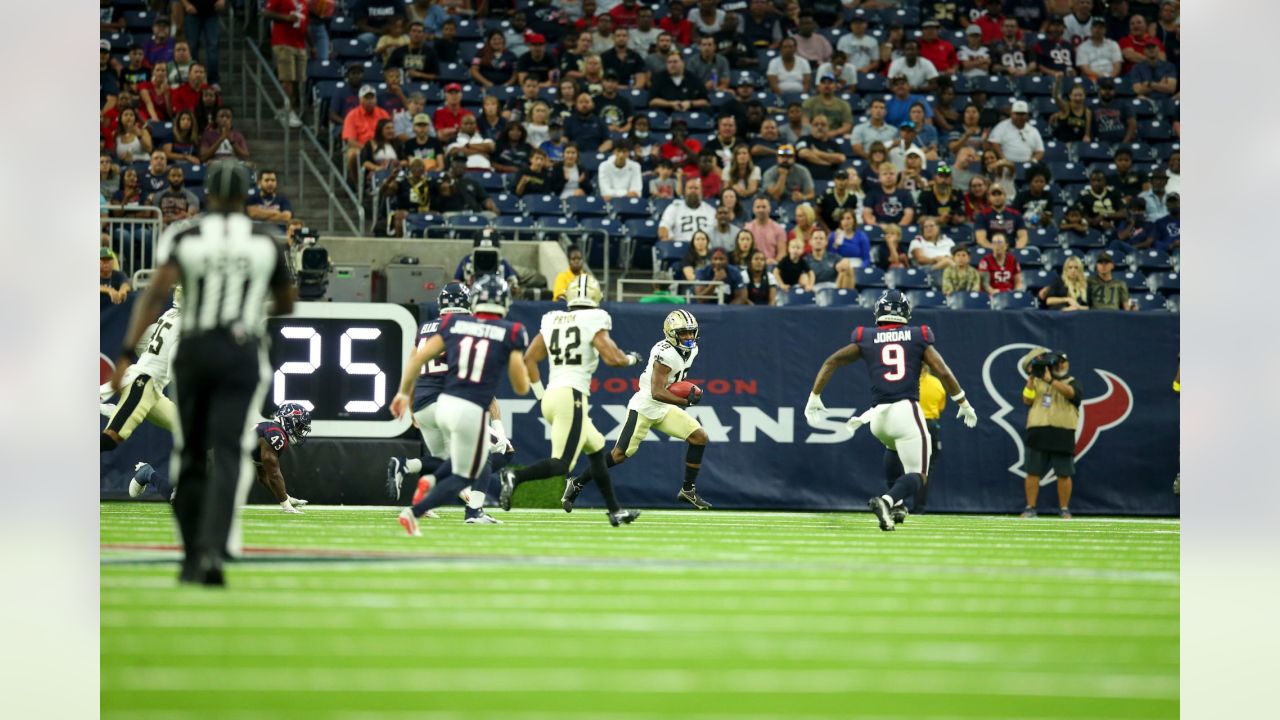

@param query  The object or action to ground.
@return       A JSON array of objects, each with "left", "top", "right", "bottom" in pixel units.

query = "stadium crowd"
[{"left": 100, "top": 0, "right": 1181, "bottom": 310}]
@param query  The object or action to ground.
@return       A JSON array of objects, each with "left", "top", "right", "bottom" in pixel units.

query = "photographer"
[
  {"left": 1020, "top": 349, "right": 1084, "bottom": 519},
  {"left": 453, "top": 235, "right": 520, "bottom": 295}
]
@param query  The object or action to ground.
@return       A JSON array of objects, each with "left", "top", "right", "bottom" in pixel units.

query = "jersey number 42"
[{"left": 548, "top": 327, "right": 583, "bottom": 366}]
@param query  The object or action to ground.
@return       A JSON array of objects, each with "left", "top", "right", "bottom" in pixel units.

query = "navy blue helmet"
[
  {"left": 470, "top": 273, "right": 512, "bottom": 316},
  {"left": 274, "top": 403, "right": 313, "bottom": 446},
  {"left": 438, "top": 282, "right": 471, "bottom": 315},
  {"left": 874, "top": 289, "right": 911, "bottom": 325}
]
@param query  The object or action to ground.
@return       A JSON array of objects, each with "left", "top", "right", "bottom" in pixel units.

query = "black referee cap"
[{"left": 206, "top": 160, "right": 252, "bottom": 202}]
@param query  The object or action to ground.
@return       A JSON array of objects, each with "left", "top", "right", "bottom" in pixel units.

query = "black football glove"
[{"left": 686, "top": 385, "right": 703, "bottom": 406}]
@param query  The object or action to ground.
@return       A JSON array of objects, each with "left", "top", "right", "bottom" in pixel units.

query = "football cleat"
[
  {"left": 498, "top": 467, "right": 516, "bottom": 511},
  {"left": 281, "top": 503, "right": 304, "bottom": 515},
  {"left": 561, "top": 476, "right": 585, "bottom": 513},
  {"left": 288, "top": 496, "right": 308, "bottom": 507},
  {"left": 464, "top": 508, "right": 503, "bottom": 524},
  {"left": 1059, "top": 507, "right": 1073, "bottom": 520},
  {"left": 677, "top": 487, "right": 712, "bottom": 510},
  {"left": 868, "top": 496, "right": 895, "bottom": 531},
  {"left": 129, "top": 462, "right": 154, "bottom": 498},
  {"left": 891, "top": 505, "right": 908, "bottom": 525},
  {"left": 609, "top": 509, "right": 641, "bottom": 527},
  {"left": 398, "top": 508, "right": 422, "bottom": 536},
  {"left": 386, "top": 457, "right": 405, "bottom": 500},
  {"left": 1020, "top": 506, "right": 1038, "bottom": 519},
  {"left": 422, "top": 509, "right": 439, "bottom": 519},
  {"left": 411, "top": 475, "right": 435, "bottom": 506}
]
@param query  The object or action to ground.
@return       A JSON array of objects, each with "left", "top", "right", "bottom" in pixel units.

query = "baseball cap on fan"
[
  {"left": 358, "top": 84, "right": 377, "bottom": 98},
  {"left": 1011, "top": 100, "right": 1030, "bottom": 114}
]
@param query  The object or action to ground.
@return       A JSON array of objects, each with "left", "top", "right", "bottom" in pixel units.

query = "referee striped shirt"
[{"left": 156, "top": 213, "right": 290, "bottom": 337}]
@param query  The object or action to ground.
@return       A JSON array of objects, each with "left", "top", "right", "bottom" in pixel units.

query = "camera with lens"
[
  {"left": 1028, "top": 351, "right": 1061, "bottom": 377},
  {"left": 470, "top": 231, "right": 501, "bottom": 278}
]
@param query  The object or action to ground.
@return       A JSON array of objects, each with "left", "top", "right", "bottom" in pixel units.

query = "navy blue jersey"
[
  {"left": 412, "top": 318, "right": 450, "bottom": 411},
  {"left": 853, "top": 324, "right": 935, "bottom": 406},
  {"left": 251, "top": 422, "right": 290, "bottom": 463},
  {"left": 438, "top": 313, "right": 528, "bottom": 406}
]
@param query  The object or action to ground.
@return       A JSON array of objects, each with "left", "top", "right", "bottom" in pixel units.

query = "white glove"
[
  {"left": 845, "top": 409, "right": 869, "bottom": 437},
  {"left": 625, "top": 351, "right": 644, "bottom": 366},
  {"left": 804, "top": 393, "right": 827, "bottom": 426},
  {"left": 957, "top": 401, "right": 978, "bottom": 429},
  {"left": 530, "top": 379, "right": 545, "bottom": 401}
]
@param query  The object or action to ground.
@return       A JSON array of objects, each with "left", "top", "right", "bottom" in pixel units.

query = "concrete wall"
[{"left": 320, "top": 236, "right": 568, "bottom": 281}]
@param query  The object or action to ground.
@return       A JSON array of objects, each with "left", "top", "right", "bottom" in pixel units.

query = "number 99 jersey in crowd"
[{"left": 853, "top": 322, "right": 935, "bottom": 407}]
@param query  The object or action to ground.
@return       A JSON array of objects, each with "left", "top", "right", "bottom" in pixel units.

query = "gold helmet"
[
  {"left": 564, "top": 274, "right": 602, "bottom": 308},
  {"left": 662, "top": 309, "right": 699, "bottom": 350}
]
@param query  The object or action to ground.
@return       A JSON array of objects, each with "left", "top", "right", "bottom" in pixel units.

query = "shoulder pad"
[{"left": 921, "top": 325, "right": 935, "bottom": 344}]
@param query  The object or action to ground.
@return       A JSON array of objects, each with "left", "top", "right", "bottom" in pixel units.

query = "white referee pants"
[{"left": 866, "top": 398, "right": 932, "bottom": 477}]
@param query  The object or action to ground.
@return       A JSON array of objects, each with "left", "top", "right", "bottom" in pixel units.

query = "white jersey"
[
  {"left": 539, "top": 308, "right": 613, "bottom": 395},
  {"left": 628, "top": 339, "right": 699, "bottom": 420},
  {"left": 658, "top": 199, "right": 717, "bottom": 243},
  {"left": 133, "top": 308, "right": 182, "bottom": 389}
]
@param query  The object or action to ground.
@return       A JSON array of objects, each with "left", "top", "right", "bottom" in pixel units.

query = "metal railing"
[
  {"left": 614, "top": 278, "right": 728, "bottom": 304},
  {"left": 102, "top": 206, "right": 165, "bottom": 279}
]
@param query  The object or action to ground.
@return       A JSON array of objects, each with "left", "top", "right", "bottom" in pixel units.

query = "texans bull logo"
[{"left": 981, "top": 342, "right": 1134, "bottom": 483}]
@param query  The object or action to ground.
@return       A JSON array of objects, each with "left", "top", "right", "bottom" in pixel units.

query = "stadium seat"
[
  {"left": 1107, "top": 76, "right": 1137, "bottom": 97},
  {"left": 655, "top": 240, "right": 686, "bottom": 272},
  {"left": 491, "top": 215, "right": 536, "bottom": 240},
  {"left": 1074, "top": 142, "right": 1114, "bottom": 162},
  {"left": 1117, "top": 141, "right": 1160, "bottom": 163},
  {"left": 857, "top": 288, "right": 883, "bottom": 308},
  {"left": 644, "top": 110, "right": 672, "bottom": 131},
  {"left": 476, "top": 172, "right": 505, "bottom": 192},
  {"left": 181, "top": 163, "right": 206, "bottom": 186},
  {"left": 859, "top": 224, "right": 885, "bottom": 243},
  {"left": 566, "top": 195, "right": 609, "bottom": 218},
  {"left": 1127, "top": 97, "right": 1158, "bottom": 119},
  {"left": 580, "top": 216, "right": 624, "bottom": 236},
  {"left": 307, "top": 60, "right": 345, "bottom": 82},
  {"left": 581, "top": 218, "right": 627, "bottom": 269},
  {"left": 1047, "top": 162, "right": 1088, "bottom": 185},
  {"left": 405, "top": 213, "right": 445, "bottom": 238},
  {"left": 946, "top": 292, "right": 990, "bottom": 310},
  {"left": 887, "top": 268, "right": 931, "bottom": 290},
  {"left": 650, "top": 197, "right": 674, "bottom": 219},
  {"left": 879, "top": 6, "right": 920, "bottom": 27},
  {"left": 1164, "top": 294, "right": 1180, "bottom": 313},
  {"left": 1139, "top": 119, "right": 1176, "bottom": 143},
  {"left": 1131, "top": 249, "right": 1172, "bottom": 271},
  {"left": 948, "top": 224, "right": 975, "bottom": 244},
  {"left": 1018, "top": 75, "right": 1054, "bottom": 97},
  {"left": 148, "top": 121, "right": 173, "bottom": 146},
  {"left": 1147, "top": 271, "right": 1180, "bottom": 294},
  {"left": 782, "top": 287, "right": 817, "bottom": 306},
  {"left": 446, "top": 214, "right": 490, "bottom": 235},
  {"left": 817, "top": 288, "right": 860, "bottom": 307},
  {"left": 973, "top": 76, "right": 1017, "bottom": 96},
  {"left": 906, "top": 290, "right": 946, "bottom": 309},
  {"left": 335, "top": 38, "right": 374, "bottom": 61},
  {"left": 1118, "top": 271, "right": 1149, "bottom": 291},
  {"left": 437, "top": 63, "right": 470, "bottom": 83},
  {"left": 1129, "top": 293, "right": 1168, "bottom": 312},
  {"left": 1023, "top": 269, "right": 1057, "bottom": 292},
  {"left": 491, "top": 193, "right": 521, "bottom": 215},
  {"left": 580, "top": 153, "right": 604, "bottom": 174},
  {"left": 672, "top": 112, "right": 714, "bottom": 132},
  {"left": 1027, "top": 227, "right": 1063, "bottom": 249},
  {"left": 855, "top": 266, "right": 887, "bottom": 288},
  {"left": 453, "top": 19, "right": 484, "bottom": 40},
  {"left": 611, "top": 196, "right": 650, "bottom": 219},
  {"left": 1042, "top": 141, "right": 1070, "bottom": 163},
  {"left": 524, "top": 194, "right": 563, "bottom": 217},
  {"left": 990, "top": 291, "right": 1039, "bottom": 310},
  {"left": 624, "top": 218, "right": 659, "bottom": 243},
  {"left": 855, "top": 73, "right": 888, "bottom": 93},
  {"left": 1013, "top": 247, "right": 1042, "bottom": 267}
]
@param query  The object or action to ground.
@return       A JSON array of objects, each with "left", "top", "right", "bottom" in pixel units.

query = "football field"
[{"left": 101, "top": 502, "right": 1179, "bottom": 719}]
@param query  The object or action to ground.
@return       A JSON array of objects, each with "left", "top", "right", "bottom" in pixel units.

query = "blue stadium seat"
[
  {"left": 147, "top": 121, "right": 173, "bottom": 146},
  {"left": 650, "top": 197, "right": 674, "bottom": 219},
  {"left": 1131, "top": 249, "right": 1172, "bottom": 271},
  {"left": 566, "top": 195, "right": 609, "bottom": 218},
  {"left": 1013, "top": 247, "right": 1042, "bottom": 267},
  {"left": 1127, "top": 97, "right": 1158, "bottom": 119},
  {"left": 655, "top": 240, "right": 687, "bottom": 271},
  {"left": 880, "top": 7, "right": 920, "bottom": 27},
  {"left": 329, "top": 15, "right": 356, "bottom": 38},
  {"left": 857, "top": 288, "right": 883, "bottom": 308},
  {"left": 492, "top": 215, "right": 536, "bottom": 240},
  {"left": 1063, "top": 229, "right": 1106, "bottom": 250},
  {"left": 855, "top": 74, "right": 888, "bottom": 93},
  {"left": 946, "top": 292, "right": 990, "bottom": 310},
  {"left": 859, "top": 224, "right": 884, "bottom": 243},
  {"left": 644, "top": 110, "right": 672, "bottom": 131},
  {"left": 1139, "top": 119, "right": 1176, "bottom": 143},
  {"left": 446, "top": 215, "right": 491, "bottom": 235},
  {"left": 1042, "top": 141, "right": 1070, "bottom": 163},
  {"left": 948, "top": 224, "right": 975, "bottom": 244},
  {"left": 1047, "top": 162, "right": 1088, "bottom": 185},
  {"left": 581, "top": 218, "right": 627, "bottom": 268},
  {"left": 887, "top": 268, "right": 931, "bottom": 290},
  {"left": 335, "top": 38, "right": 374, "bottom": 61},
  {"left": 1023, "top": 269, "right": 1057, "bottom": 292},
  {"left": 405, "top": 213, "right": 444, "bottom": 238},
  {"left": 624, "top": 218, "right": 659, "bottom": 243},
  {"left": 990, "top": 291, "right": 1039, "bottom": 310},
  {"left": 580, "top": 153, "right": 604, "bottom": 174},
  {"left": 1073, "top": 141, "right": 1114, "bottom": 163},
  {"left": 1018, "top": 75, "right": 1054, "bottom": 97},
  {"left": 1117, "top": 271, "right": 1149, "bottom": 291},
  {"left": 437, "top": 63, "right": 470, "bottom": 83},
  {"left": 906, "top": 289, "right": 946, "bottom": 309},
  {"left": 1164, "top": 294, "right": 1180, "bottom": 313},
  {"left": 969, "top": 246, "right": 990, "bottom": 266},
  {"left": 1031, "top": 96, "right": 1057, "bottom": 118},
  {"left": 1129, "top": 293, "right": 1168, "bottom": 311},
  {"left": 307, "top": 60, "right": 345, "bottom": 82},
  {"left": 972, "top": 76, "right": 1017, "bottom": 96},
  {"left": 1027, "top": 227, "right": 1063, "bottom": 249},
  {"left": 782, "top": 287, "right": 817, "bottom": 306},
  {"left": 492, "top": 193, "right": 522, "bottom": 215},
  {"left": 818, "top": 288, "right": 860, "bottom": 307},
  {"left": 626, "top": 89, "right": 650, "bottom": 109},
  {"left": 1119, "top": 141, "right": 1160, "bottom": 163},
  {"left": 476, "top": 172, "right": 505, "bottom": 192},
  {"left": 536, "top": 217, "right": 581, "bottom": 235},
  {"left": 123, "top": 10, "right": 155, "bottom": 32},
  {"left": 1107, "top": 76, "right": 1137, "bottom": 97},
  {"left": 855, "top": 266, "right": 887, "bottom": 288},
  {"left": 181, "top": 163, "right": 206, "bottom": 187},
  {"left": 580, "top": 216, "right": 624, "bottom": 235},
  {"left": 524, "top": 194, "right": 563, "bottom": 217},
  {"left": 612, "top": 197, "right": 650, "bottom": 219},
  {"left": 1147, "top": 271, "right": 1180, "bottom": 294},
  {"left": 673, "top": 112, "right": 714, "bottom": 132},
  {"left": 453, "top": 19, "right": 484, "bottom": 40}
]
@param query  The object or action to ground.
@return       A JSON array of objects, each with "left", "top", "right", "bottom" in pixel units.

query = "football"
[{"left": 668, "top": 381, "right": 700, "bottom": 399}]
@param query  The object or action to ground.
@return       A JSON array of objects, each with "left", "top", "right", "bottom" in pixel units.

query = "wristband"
[
  {"left": 530, "top": 380, "right": 545, "bottom": 400},
  {"left": 1022, "top": 387, "right": 1037, "bottom": 400},
  {"left": 949, "top": 391, "right": 966, "bottom": 404},
  {"left": 1172, "top": 380, "right": 1180, "bottom": 393}
]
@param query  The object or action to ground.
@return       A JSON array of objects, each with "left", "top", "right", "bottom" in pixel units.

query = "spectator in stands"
[
  {"left": 471, "top": 31, "right": 518, "bottom": 88},
  {"left": 648, "top": 158, "right": 680, "bottom": 199},
  {"left": 100, "top": 40, "right": 121, "bottom": 115},
  {"left": 601, "top": 28, "right": 648, "bottom": 90},
  {"left": 628, "top": 6, "right": 662, "bottom": 54},
  {"left": 1165, "top": 151, "right": 1181, "bottom": 194},
  {"left": 650, "top": 54, "right": 710, "bottom": 113},
  {"left": 522, "top": 101, "right": 552, "bottom": 149},
  {"left": 434, "top": 83, "right": 473, "bottom": 144},
  {"left": 1092, "top": 78, "right": 1138, "bottom": 144},
  {"left": 374, "top": 16, "right": 410, "bottom": 65},
  {"left": 1109, "top": 148, "right": 1147, "bottom": 204},
  {"left": 659, "top": 177, "right": 716, "bottom": 242},
  {"left": 246, "top": 169, "right": 295, "bottom": 224},
  {"left": 889, "top": 40, "right": 939, "bottom": 92},
  {"left": 609, "top": 0, "right": 641, "bottom": 30},
  {"left": 141, "top": 151, "right": 170, "bottom": 197},
  {"left": 742, "top": 0, "right": 781, "bottom": 50},
  {"left": 505, "top": 76, "right": 542, "bottom": 124},
  {"left": 475, "top": 95, "right": 507, "bottom": 141},
  {"left": 1118, "top": 14, "right": 1166, "bottom": 74},
  {"left": 361, "top": 119, "right": 404, "bottom": 186},
  {"left": 693, "top": 247, "right": 749, "bottom": 304},
  {"left": 194, "top": 85, "right": 223, "bottom": 132},
  {"left": 708, "top": 202, "right": 741, "bottom": 253},
  {"left": 910, "top": 20, "right": 952, "bottom": 73},
  {"left": 746, "top": 118, "right": 781, "bottom": 160},
  {"left": 120, "top": 47, "right": 151, "bottom": 95},
  {"left": 406, "top": 0, "right": 445, "bottom": 35},
  {"left": 598, "top": 141, "right": 642, "bottom": 201},
  {"left": 812, "top": 167, "right": 858, "bottom": 228},
  {"left": 1033, "top": 16, "right": 1075, "bottom": 78},
  {"left": 551, "top": 245, "right": 591, "bottom": 300},
  {"left": 108, "top": 168, "right": 154, "bottom": 257},
  {"left": 168, "top": 41, "right": 194, "bottom": 86},
  {"left": 1151, "top": 193, "right": 1179, "bottom": 252},
  {"left": 198, "top": 106, "right": 249, "bottom": 163},
  {"left": 778, "top": 102, "right": 809, "bottom": 146},
  {"left": 1076, "top": 20, "right": 1123, "bottom": 79},
  {"left": 113, "top": 108, "right": 153, "bottom": 163},
  {"left": 744, "top": 197, "right": 787, "bottom": 260},
  {"left": 1087, "top": 252, "right": 1135, "bottom": 311},
  {"left": 1058, "top": 204, "right": 1090, "bottom": 243},
  {"left": 988, "top": 100, "right": 1045, "bottom": 164},
  {"left": 660, "top": 119, "right": 703, "bottom": 173},
  {"left": 788, "top": 203, "right": 819, "bottom": 248},
  {"left": 862, "top": 162, "right": 916, "bottom": 229},
  {"left": 743, "top": 249, "right": 778, "bottom": 305},
  {"left": 514, "top": 148, "right": 560, "bottom": 197},
  {"left": 1013, "top": 168, "right": 1056, "bottom": 228},
  {"left": 403, "top": 113, "right": 444, "bottom": 170},
  {"left": 1115, "top": 197, "right": 1155, "bottom": 252},
  {"left": 354, "top": 0, "right": 401, "bottom": 46},
  {"left": 589, "top": 15, "right": 618, "bottom": 56},
  {"left": 343, "top": 86, "right": 390, "bottom": 179},
  {"left": 139, "top": 64, "right": 175, "bottom": 122},
  {"left": 882, "top": 224, "right": 907, "bottom": 268},
  {"left": 100, "top": 153, "right": 122, "bottom": 201},
  {"left": 577, "top": 54, "right": 610, "bottom": 95},
  {"left": 1155, "top": 0, "right": 1180, "bottom": 66},
  {"left": 774, "top": 237, "right": 814, "bottom": 293},
  {"left": 767, "top": 37, "right": 812, "bottom": 97},
  {"left": 1078, "top": 170, "right": 1126, "bottom": 233},
  {"left": 807, "top": 232, "right": 853, "bottom": 290},
  {"left": 795, "top": 116, "right": 849, "bottom": 180},
  {"left": 1139, "top": 168, "right": 1171, "bottom": 221},
  {"left": 978, "top": 233, "right": 1023, "bottom": 295},
  {"left": 327, "top": 64, "right": 366, "bottom": 131},
  {"left": 163, "top": 110, "right": 201, "bottom": 164},
  {"left": 956, "top": 24, "right": 992, "bottom": 79},
  {"left": 595, "top": 72, "right": 635, "bottom": 133},
  {"left": 1040, "top": 257, "right": 1090, "bottom": 311},
  {"left": 143, "top": 18, "right": 175, "bottom": 66},
  {"left": 792, "top": 13, "right": 832, "bottom": 64},
  {"left": 563, "top": 94, "right": 612, "bottom": 154},
  {"left": 802, "top": 74, "right": 854, "bottom": 138},
  {"left": 850, "top": 99, "right": 898, "bottom": 161},
  {"left": 657, "top": 2, "right": 693, "bottom": 46},
  {"left": 919, "top": 164, "right": 966, "bottom": 228},
  {"left": 909, "top": 218, "right": 957, "bottom": 277},
  {"left": 393, "top": 92, "right": 429, "bottom": 142},
  {"left": 376, "top": 65, "right": 411, "bottom": 117},
  {"left": 963, "top": 175, "right": 993, "bottom": 221},
  {"left": 558, "top": 144, "right": 595, "bottom": 199},
  {"left": 942, "top": 245, "right": 982, "bottom": 295},
  {"left": 974, "top": 185, "right": 1029, "bottom": 249},
  {"left": 642, "top": 31, "right": 676, "bottom": 76},
  {"left": 686, "top": 36, "right": 730, "bottom": 92},
  {"left": 184, "top": 0, "right": 223, "bottom": 87},
  {"left": 887, "top": 120, "right": 925, "bottom": 171},
  {"left": 830, "top": 11, "right": 871, "bottom": 72},
  {"left": 433, "top": 156, "right": 498, "bottom": 216},
  {"left": 434, "top": 18, "right": 462, "bottom": 64},
  {"left": 551, "top": 78, "right": 581, "bottom": 123},
  {"left": 680, "top": 230, "right": 713, "bottom": 283},
  {"left": 990, "top": 17, "right": 1033, "bottom": 78},
  {"left": 885, "top": 75, "right": 932, "bottom": 129},
  {"left": 100, "top": 248, "right": 131, "bottom": 306},
  {"left": 723, "top": 145, "right": 762, "bottom": 202},
  {"left": 720, "top": 188, "right": 751, "bottom": 226},
  {"left": 687, "top": 151, "right": 723, "bottom": 198},
  {"left": 1050, "top": 83, "right": 1093, "bottom": 143},
  {"left": 689, "top": 0, "right": 725, "bottom": 36},
  {"left": 1130, "top": 40, "right": 1178, "bottom": 97},
  {"left": 151, "top": 165, "right": 200, "bottom": 227},
  {"left": 762, "top": 145, "right": 816, "bottom": 205},
  {"left": 264, "top": 0, "right": 309, "bottom": 128},
  {"left": 729, "top": 229, "right": 756, "bottom": 269},
  {"left": 446, "top": 114, "right": 495, "bottom": 171},
  {"left": 1063, "top": 0, "right": 1097, "bottom": 45},
  {"left": 392, "top": 22, "right": 441, "bottom": 83}
]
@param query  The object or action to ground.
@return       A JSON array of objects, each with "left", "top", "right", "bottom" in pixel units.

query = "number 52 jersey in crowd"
[
  {"left": 853, "top": 324, "right": 936, "bottom": 406},
  {"left": 438, "top": 313, "right": 529, "bottom": 406}
]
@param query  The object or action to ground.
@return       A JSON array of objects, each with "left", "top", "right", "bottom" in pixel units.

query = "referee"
[{"left": 112, "top": 160, "right": 295, "bottom": 586}]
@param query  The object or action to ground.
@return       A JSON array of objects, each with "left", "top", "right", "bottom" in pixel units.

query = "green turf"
[{"left": 101, "top": 503, "right": 1178, "bottom": 719}]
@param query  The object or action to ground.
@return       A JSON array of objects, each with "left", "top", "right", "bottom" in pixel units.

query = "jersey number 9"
[{"left": 881, "top": 344, "right": 905, "bottom": 382}]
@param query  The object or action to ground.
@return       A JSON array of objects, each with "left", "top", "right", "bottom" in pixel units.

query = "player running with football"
[
  {"left": 496, "top": 275, "right": 644, "bottom": 525},
  {"left": 563, "top": 309, "right": 713, "bottom": 510},
  {"left": 101, "top": 287, "right": 183, "bottom": 455},
  {"left": 384, "top": 282, "right": 511, "bottom": 524},
  {"left": 391, "top": 274, "right": 531, "bottom": 535},
  {"left": 804, "top": 289, "right": 979, "bottom": 531},
  {"left": 131, "top": 403, "right": 312, "bottom": 513}
]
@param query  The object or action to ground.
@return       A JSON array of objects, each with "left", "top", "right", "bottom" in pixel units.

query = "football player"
[
  {"left": 564, "top": 309, "right": 713, "bottom": 510},
  {"left": 391, "top": 274, "right": 531, "bottom": 536},
  {"left": 496, "top": 275, "right": 644, "bottom": 526},
  {"left": 804, "top": 289, "right": 979, "bottom": 531},
  {"left": 131, "top": 402, "right": 312, "bottom": 513},
  {"left": 101, "top": 287, "right": 183, "bottom": 454},
  {"left": 384, "top": 282, "right": 511, "bottom": 524}
]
